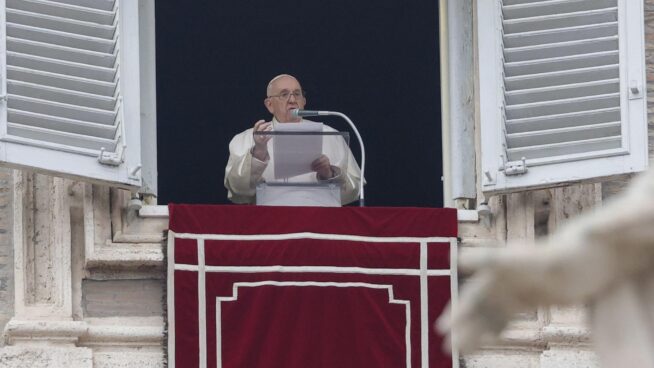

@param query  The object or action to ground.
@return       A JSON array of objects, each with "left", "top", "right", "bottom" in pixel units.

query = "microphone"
[
  {"left": 290, "top": 108, "right": 367, "bottom": 206},
  {"left": 291, "top": 109, "right": 333, "bottom": 117}
]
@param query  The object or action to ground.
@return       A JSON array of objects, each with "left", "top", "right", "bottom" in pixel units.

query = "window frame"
[
  {"left": 476, "top": 0, "right": 648, "bottom": 194},
  {"left": 0, "top": 0, "right": 156, "bottom": 192}
]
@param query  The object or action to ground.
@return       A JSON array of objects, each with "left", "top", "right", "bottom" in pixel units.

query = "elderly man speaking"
[{"left": 224, "top": 74, "right": 362, "bottom": 205}]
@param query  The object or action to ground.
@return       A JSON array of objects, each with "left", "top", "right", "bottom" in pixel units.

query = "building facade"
[{"left": 0, "top": 0, "right": 652, "bottom": 367}]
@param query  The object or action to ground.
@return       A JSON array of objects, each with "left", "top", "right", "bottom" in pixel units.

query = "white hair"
[{"left": 266, "top": 74, "right": 299, "bottom": 96}]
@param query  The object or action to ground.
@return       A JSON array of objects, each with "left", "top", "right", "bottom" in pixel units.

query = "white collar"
[{"left": 271, "top": 117, "right": 307, "bottom": 128}]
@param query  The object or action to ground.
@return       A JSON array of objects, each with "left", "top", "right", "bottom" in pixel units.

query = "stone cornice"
[{"left": 4, "top": 319, "right": 164, "bottom": 347}]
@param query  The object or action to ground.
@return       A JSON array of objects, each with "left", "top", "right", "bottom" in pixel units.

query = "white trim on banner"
[
  {"left": 215, "top": 281, "right": 412, "bottom": 368},
  {"left": 173, "top": 231, "right": 451, "bottom": 244},
  {"left": 420, "top": 241, "right": 429, "bottom": 368},
  {"left": 450, "top": 238, "right": 460, "bottom": 368},
  {"left": 174, "top": 264, "right": 451, "bottom": 277},
  {"left": 198, "top": 239, "right": 207, "bottom": 368},
  {"left": 167, "top": 231, "right": 177, "bottom": 368},
  {"left": 167, "top": 231, "right": 459, "bottom": 368}
]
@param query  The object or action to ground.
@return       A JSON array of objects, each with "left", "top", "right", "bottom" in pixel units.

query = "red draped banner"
[{"left": 167, "top": 205, "right": 458, "bottom": 368}]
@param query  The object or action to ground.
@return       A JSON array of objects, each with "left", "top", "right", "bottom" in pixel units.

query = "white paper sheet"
[{"left": 272, "top": 121, "right": 323, "bottom": 179}]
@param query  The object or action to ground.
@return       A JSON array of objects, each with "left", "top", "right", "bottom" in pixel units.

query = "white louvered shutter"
[
  {"left": 478, "top": 0, "right": 647, "bottom": 193},
  {"left": 0, "top": 0, "right": 145, "bottom": 189}
]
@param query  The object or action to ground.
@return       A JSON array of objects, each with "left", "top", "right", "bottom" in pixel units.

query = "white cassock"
[{"left": 224, "top": 119, "right": 362, "bottom": 205}]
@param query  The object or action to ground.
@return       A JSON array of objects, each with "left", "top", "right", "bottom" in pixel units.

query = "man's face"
[{"left": 264, "top": 76, "right": 306, "bottom": 123}]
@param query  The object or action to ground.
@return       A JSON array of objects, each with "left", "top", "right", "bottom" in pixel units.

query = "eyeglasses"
[{"left": 267, "top": 90, "right": 306, "bottom": 101}]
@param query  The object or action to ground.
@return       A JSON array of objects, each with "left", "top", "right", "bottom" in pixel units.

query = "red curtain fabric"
[{"left": 168, "top": 204, "right": 457, "bottom": 368}]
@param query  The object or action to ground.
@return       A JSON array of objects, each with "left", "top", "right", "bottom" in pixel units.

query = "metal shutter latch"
[
  {"left": 98, "top": 148, "right": 123, "bottom": 166},
  {"left": 629, "top": 80, "right": 643, "bottom": 100},
  {"left": 500, "top": 156, "right": 528, "bottom": 176}
]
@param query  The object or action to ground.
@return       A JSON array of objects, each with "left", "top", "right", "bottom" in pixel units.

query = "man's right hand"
[{"left": 252, "top": 120, "right": 272, "bottom": 161}]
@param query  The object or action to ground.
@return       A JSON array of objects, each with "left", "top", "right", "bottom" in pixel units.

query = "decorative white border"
[
  {"left": 450, "top": 238, "right": 459, "bottom": 368},
  {"left": 167, "top": 231, "right": 459, "bottom": 368},
  {"left": 175, "top": 264, "right": 450, "bottom": 277},
  {"left": 197, "top": 239, "right": 207, "bottom": 368},
  {"left": 141, "top": 205, "right": 474, "bottom": 222},
  {"left": 420, "top": 242, "right": 429, "bottom": 365},
  {"left": 215, "top": 282, "right": 412, "bottom": 368},
  {"left": 173, "top": 231, "right": 450, "bottom": 244},
  {"left": 167, "top": 231, "right": 176, "bottom": 367}
]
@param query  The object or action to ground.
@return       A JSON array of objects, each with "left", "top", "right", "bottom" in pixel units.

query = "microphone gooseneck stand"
[{"left": 292, "top": 109, "right": 366, "bottom": 207}]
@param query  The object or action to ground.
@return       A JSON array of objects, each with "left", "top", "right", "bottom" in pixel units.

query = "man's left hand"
[{"left": 312, "top": 155, "right": 334, "bottom": 180}]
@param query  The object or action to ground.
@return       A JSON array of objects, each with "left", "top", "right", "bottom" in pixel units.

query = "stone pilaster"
[
  {"left": 0, "top": 171, "right": 91, "bottom": 367},
  {"left": 0, "top": 169, "right": 13, "bottom": 342}
]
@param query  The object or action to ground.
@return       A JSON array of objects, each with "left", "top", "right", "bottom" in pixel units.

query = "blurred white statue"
[{"left": 437, "top": 168, "right": 654, "bottom": 367}]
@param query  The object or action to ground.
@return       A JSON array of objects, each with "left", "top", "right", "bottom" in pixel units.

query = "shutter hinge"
[
  {"left": 500, "top": 156, "right": 528, "bottom": 176},
  {"left": 98, "top": 147, "right": 123, "bottom": 166},
  {"left": 629, "top": 80, "right": 643, "bottom": 100}
]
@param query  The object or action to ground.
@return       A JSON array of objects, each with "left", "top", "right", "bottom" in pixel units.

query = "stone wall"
[
  {"left": 82, "top": 279, "right": 164, "bottom": 318},
  {"left": 647, "top": 0, "right": 654, "bottom": 158},
  {"left": 0, "top": 173, "right": 165, "bottom": 368},
  {"left": 0, "top": 168, "right": 12, "bottom": 345},
  {"left": 458, "top": 2, "right": 654, "bottom": 367}
]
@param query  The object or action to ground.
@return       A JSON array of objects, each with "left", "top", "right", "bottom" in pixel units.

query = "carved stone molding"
[
  {"left": 2, "top": 171, "right": 92, "bottom": 367},
  {"left": 541, "top": 326, "right": 592, "bottom": 346},
  {"left": 3, "top": 317, "right": 164, "bottom": 357},
  {"left": 13, "top": 171, "right": 72, "bottom": 319},
  {"left": 79, "top": 318, "right": 164, "bottom": 347},
  {"left": 4, "top": 320, "right": 87, "bottom": 344},
  {"left": 84, "top": 185, "right": 165, "bottom": 269}
]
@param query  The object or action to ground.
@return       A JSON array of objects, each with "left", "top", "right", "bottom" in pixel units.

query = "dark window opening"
[{"left": 155, "top": 0, "right": 442, "bottom": 207}]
